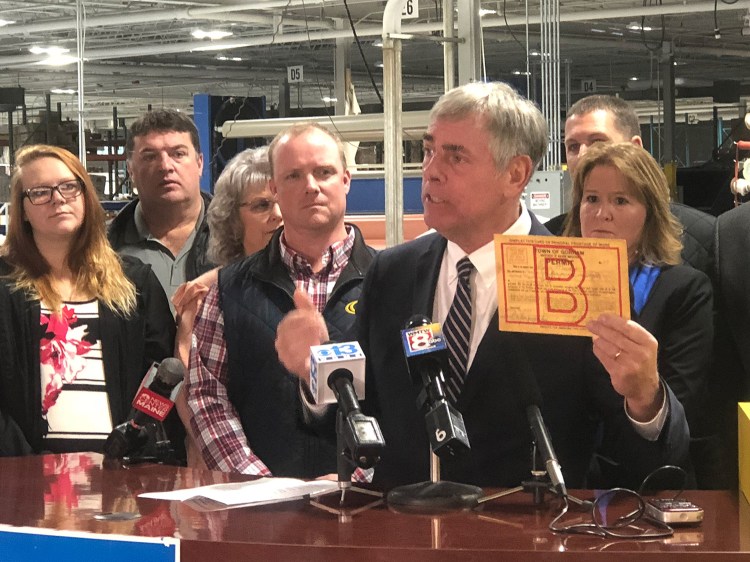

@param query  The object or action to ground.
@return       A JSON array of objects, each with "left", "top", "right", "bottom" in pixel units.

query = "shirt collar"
[
  {"left": 280, "top": 225, "right": 355, "bottom": 276},
  {"left": 444, "top": 201, "right": 532, "bottom": 289}
]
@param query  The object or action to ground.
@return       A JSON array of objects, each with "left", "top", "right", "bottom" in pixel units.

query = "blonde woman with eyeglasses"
[{"left": 0, "top": 144, "right": 177, "bottom": 457}]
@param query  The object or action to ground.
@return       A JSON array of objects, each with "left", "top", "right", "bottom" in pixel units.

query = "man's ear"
[
  {"left": 196, "top": 152, "right": 204, "bottom": 175},
  {"left": 342, "top": 169, "right": 351, "bottom": 195},
  {"left": 631, "top": 135, "right": 644, "bottom": 148},
  {"left": 506, "top": 154, "right": 534, "bottom": 196}
]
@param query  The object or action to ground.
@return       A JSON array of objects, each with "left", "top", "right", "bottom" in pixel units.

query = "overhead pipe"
[
  {"left": 0, "top": 5, "right": 333, "bottom": 37},
  {"left": 2, "top": 0, "right": 750, "bottom": 67},
  {"left": 382, "top": 0, "right": 408, "bottom": 247}
]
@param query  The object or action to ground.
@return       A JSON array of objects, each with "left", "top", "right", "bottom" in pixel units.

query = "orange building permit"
[{"left": 494, "top": 235, "right": 630, "bottom": 336}]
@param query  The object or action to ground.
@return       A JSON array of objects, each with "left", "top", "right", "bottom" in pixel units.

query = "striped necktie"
[{"left": 443, "top": 256, "right": 475, "bottom": 404}]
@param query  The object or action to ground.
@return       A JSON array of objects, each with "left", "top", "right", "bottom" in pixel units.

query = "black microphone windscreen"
[
  {"left": 404, "top": 314, "right": 432, "bottom": 330},
  {"left": 328, "top": 368, "right": 354, "bottom": 389},
  {"left": 155, "top": 358, "right": 185, "bottom": 387}
]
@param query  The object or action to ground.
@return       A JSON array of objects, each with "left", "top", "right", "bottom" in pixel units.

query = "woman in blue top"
[{"left": 563, "top": 141, "right": 715, "bottom": 486}]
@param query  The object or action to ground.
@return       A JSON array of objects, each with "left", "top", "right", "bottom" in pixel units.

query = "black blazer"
[
  {"left": 715, "top": 203, "right": 750, "bottom": 401},
  {"left": 632, "top": 264, "right": 713, "bottom": 432},
  {"left": 358, "top": 215, "right": 690, "bottom": 490},
  {"left": 0, "top": 256, "right": 175, "bottom": 456}
]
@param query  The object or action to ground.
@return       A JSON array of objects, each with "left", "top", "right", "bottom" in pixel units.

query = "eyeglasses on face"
[
  {"left": 239, "top": 197, "right": 278, "bottom": 214},
  {"left": 24, "top": 180, "right": 84, "bottom": 205}
]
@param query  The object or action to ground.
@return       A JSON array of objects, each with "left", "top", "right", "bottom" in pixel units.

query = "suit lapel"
[{"left": 412, "top": 235, "right": 447, "bottom": 318}]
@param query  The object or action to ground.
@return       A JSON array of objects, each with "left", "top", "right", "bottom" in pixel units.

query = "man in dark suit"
[
  {"left": 547, "top": 95, "right": 715, "bottom": 277},
  {"left": 712, "top": 202, "right": 750, "bottom": 486},
  {"left": 277, "top": 83, "right": 690, "bottom": 490}
]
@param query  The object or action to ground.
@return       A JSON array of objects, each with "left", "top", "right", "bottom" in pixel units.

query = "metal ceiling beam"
[{"left": 1, "top": 0, "right": 748, "bottom": 67}]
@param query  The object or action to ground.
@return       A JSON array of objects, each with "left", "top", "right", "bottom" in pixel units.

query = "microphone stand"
[
  {"left": 476, "top": 442, "right": 588, "bottom": 508},
  {"left": 387, "top": 377, "right": 482, "bottom": 512},
  {"left": 310, "top": 410, "right": 383, "bottom": 519}
]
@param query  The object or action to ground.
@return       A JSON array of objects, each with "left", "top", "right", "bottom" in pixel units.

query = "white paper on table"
[{"left": 139, "top": 477, "right": 338, "bottom": 512}]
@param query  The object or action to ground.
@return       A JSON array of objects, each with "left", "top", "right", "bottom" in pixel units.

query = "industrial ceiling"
[{"left": 0, "top": 0, "right": 749, "bottom": 127}]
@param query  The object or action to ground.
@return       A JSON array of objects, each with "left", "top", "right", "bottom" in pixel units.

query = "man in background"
[
  {"left": 186, "top": 123, "right": 375, "bottom": 477},
  {"left": 546, "top": 95, "right": 715, "bottom": 277},
  {"left": 109, "top": 109, "right": 213, "bottom": 301}
]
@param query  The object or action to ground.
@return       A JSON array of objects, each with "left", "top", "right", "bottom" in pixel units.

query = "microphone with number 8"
[
  {"left": 401, "top": 315, "right": 470, "bottom": 458},
  {"left": 104, "top": 358, "right": 185, "bottom": 460}
]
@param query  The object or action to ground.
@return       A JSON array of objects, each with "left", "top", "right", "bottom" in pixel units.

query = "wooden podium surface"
[{"left": 1, "top": 452, "right": 749, "bottom": 561}]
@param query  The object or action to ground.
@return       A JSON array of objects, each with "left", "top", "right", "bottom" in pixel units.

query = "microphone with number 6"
[
  {"left": 104, "top": 358, "right": 185, "bottom": 460},
  {"left": 401, "top": 315, "right": 470, "bottom": 458},
  {"left": 310, "top": 342, "right": 385, "bottom": 468}
]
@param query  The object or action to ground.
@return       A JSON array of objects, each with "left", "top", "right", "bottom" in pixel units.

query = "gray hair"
[
  {"left": 429, "top": 81, "right": 548, "bottom": 171},
  {"left": 207, "top": 146, "right": 271, "bottom": 266}
]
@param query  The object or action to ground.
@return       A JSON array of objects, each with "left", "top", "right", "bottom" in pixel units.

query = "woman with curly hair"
[
  {"left": 171, "top": 146, "right": 282, "bottom": 466},
  {"left": 0, "top": 144, "right": 175, "bottom": 456}
]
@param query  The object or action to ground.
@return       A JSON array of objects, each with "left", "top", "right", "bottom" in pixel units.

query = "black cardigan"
[{"left": 0, "top": 256, "right": 176, "bottom": 456}]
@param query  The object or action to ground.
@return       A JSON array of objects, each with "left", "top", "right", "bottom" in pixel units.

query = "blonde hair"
[
  {"left": 563, "top": 142, "right": 682, "bottom": 266},
  {"left": 5, "top": 145, "right": 137, "bottom": 314}
]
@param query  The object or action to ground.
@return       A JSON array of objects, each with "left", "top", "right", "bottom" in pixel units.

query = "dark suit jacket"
[
  {"left": 707, "top": 203, "right": 750, "bottom": 487},
  {"left": 358, "top": 215, "right": 690, "bottom": 490},
  {"left": 633, "top": 265, "right": 713, "bottom": 432},
  {"left": 715, "top": 203, "right": 750, "bottom": 398}
]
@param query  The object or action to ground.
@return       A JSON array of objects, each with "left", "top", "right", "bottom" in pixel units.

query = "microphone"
[
  {"left": 401, "top": 315, "right": 470, "bottom": 458},
  {"left": 327, "top": 367, "right": 385, "bottom": 469},
  {"left": 515, "top": 351, "right": 567, "bottom": 497},
  {"left": 104, "top": 358, "right": 185, "bottom": 460},
  {"left": 310, "top": 342, "right": 365, "bottom": 405}
]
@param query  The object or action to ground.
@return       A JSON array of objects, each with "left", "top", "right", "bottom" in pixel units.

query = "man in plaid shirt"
[{"left": 185, "top": 123, "right": 375, "bottom": 477}]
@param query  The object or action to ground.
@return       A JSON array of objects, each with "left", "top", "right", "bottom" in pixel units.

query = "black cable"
[
  {"left": 342, "top": 0, "right": 383, "bottom": 109},
  {"left": 503, "top": 0, "right": 527, "bottom": 52},
  {"left": 209, "top": 0, "right": 293, "bottom": 174},
  {"left": 640, "top": 0, "right": 665, "bottom": 53},
  {"left": 297, "top": 0, "right": 362, "bottom": 155}
]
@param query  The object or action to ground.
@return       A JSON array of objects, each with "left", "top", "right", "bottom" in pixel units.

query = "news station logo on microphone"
[
  {"left": 131, "top": 363, "right": 182, "bottom": 422},
  {"left": 310, "top": 342, "right": 365, "bottom": 405},
  {"left": 401, "top": 322, "right": 447, "bottom": 357}
]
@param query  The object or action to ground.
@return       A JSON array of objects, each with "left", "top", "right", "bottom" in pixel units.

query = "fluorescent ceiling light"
[
  {"left": 321, "top": 96, "right": 337, "bottom": 103},
  {"left": 479, "top": 8, "right": 496, "bottom": 16},
  {"left": 29, "top": 45, "right": 70, "bottom": 56},
  {"left": 373, "top": 40, "right": 383, "bottom": 47},
  {"left": 192, "top": 44, "right": 229, "bottom": 52},
  {"left": 591, "top": 28, "right": 606, "bottom": 33},
  {"left": 51, "top": 88, "right": 77, "bottom": 94},
  {"left": 192, "top": 29, "right": 233, "bottom": 40},
  {"left": 217, "top": 56, "right": 242, "bottom": 61},
  {"left": 627, "top": 22, "right": 652, "bottom": 31},
  {"left": 512, "top": 70, "right": 531, "bottom": 76},
  {"left": 375, "top": 62, "right": 384, "bottom": 68},
  {"left": 0, "top": 19, "right": 16, "bottom": 26},
  {"left": 38, "top": 54, "right": 78, "bottom": 66},
  {"left": 529, "top": 50, "right": 541, "bottom": 56},
  {"left": 629, "top": 76, "right": 639, "bottom": 81}
]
